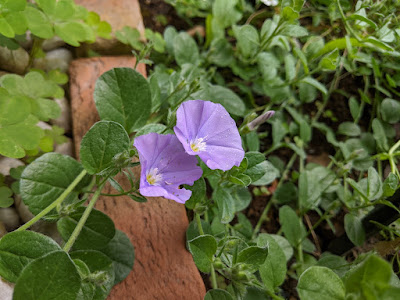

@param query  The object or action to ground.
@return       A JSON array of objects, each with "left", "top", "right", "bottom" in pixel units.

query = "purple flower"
[
  {"left": 134, "top": 133, "right": 203, "bottom": 203},
  {"left": 174, "top": 100, "right": 245, "bottom": 171}
]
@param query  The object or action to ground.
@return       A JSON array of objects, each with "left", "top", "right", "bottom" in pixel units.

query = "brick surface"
[
  {"left": 75, "top": 0, "right": 145, "bottom": 53},
  {"left": 69, "top": 57, "right": 206, "bottom": 300}
]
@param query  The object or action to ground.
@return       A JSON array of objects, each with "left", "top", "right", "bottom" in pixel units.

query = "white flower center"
[
  {"left": 146, "top": 168, "right": 162, "bottom": 185},
  {"left": 190, "top": 137, "right": 207, "bottom": 152}
]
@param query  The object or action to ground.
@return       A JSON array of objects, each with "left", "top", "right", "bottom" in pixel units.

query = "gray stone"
[
  {"left": 50, "top": 98, "right": 71, "bottom": 133},
  {"left": 0, "top": 277, "right": 13, "bottom": 300},
  {"left": 37, "top": 121, "right": 52, "bottom": 131},
  {"left": 0, "top": 46, "right": 29, "bottom": 74},
  {"left": 42, "top": 36, "right": 66, "bottom": 51},
  {"left": 54, "top": 138, "right": 74, "bottom": 157},
  {"left": 14, "top": 195, "right": 34, "bottom": 224},
  {"left": 0, "top": 207, "right": 20, "bottom": 231},
  {"left": 33, "top": 48, "right": 73, "bottom": 73},
  {"left": 0, "top": 157, "right": 24, "bottom": 176}
]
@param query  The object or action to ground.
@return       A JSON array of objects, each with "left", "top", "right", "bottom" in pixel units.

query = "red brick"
[{"left": 69, "top": 57, "right": 206, "bottom": 300}]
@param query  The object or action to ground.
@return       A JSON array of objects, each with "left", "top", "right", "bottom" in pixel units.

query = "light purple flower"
[
  {"left": 134, "top": 133, "right": 203, "bottom": 203},
  {"left": 174, "top": 100, "right": 245, "bottom": 171}
]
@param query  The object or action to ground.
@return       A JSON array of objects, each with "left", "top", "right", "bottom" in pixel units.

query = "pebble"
[
  {"left": 0, "top": 277, "right": 13, "bottom": 300},
  {"left": 14, "top": 195, "right": 34, "bottom": 224},
  {"left": 33, "top": 48, "right": 73, "bottom": 73},
  {"left": 54, "top": 138, "right": 74, "bottom": 157},
  {"left": 0, "top": 46, "right": 29, "bottom": 74},
  {"left": 0, "top": 157, "right": 24, "bottom": 176},
  {"left": 0, "top": 207, "right": 20, "bottom": 231},
  {"left": 37, "top": 121, "right": 52, "bottom": 131},
  {"left": 50, "top": 98, "right": 71, "bottom": 134},
  {"left": 42, "top": 36, "right": 65, "bottom": 51}
]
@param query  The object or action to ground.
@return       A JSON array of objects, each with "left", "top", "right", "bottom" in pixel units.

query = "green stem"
[
  {"left": 63, "top": 182, "right": 103, "bottom": 252},
  {"left": 252, "top": 153, "right": 298, "bottom": 239},
  {"left": 195, "top": 213, "right": 205, "bottom": 235},
  {"left": 210, "top": 264, "right": 218, "bottom": 289},
  {"left": 267, "top": 290, "right": 285, "bottom": 300},
  {"left": 16, "top": 169, "right": 88, "bottom": 231},
  {"left": 335, "top": 0, "right": 362, "bottom": 42}
]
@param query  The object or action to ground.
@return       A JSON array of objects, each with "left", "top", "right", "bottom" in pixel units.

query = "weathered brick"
[{"left": 69, "top": 57, "right": 206, "bottom": 300}]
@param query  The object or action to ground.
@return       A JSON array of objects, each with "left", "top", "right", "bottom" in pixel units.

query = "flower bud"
[{"left": 246, "top": 110, "right": 275, "bottom": 131}]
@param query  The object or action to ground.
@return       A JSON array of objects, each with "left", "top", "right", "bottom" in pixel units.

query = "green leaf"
[
  {"left": 204, "top": 289, "right": 234, "bottom": 300},
  {"left": 250, "top": 161, "right": 280, "bottom": 186},
  {"left": 297, "top": 266, "right": 345, "bottom": 300},
  {"left": 337, "top": 122, "right": 361, "bottom": 136},
  {"left": 0, "top": 231, "right": 61, "bottom": 282},
  {"left": 344, "top": 255, "right": 393, "bottom": 297},
  {"left": 237, "top": 246, "right": 268, "bottom": 272},
  {"left": 232, "top": 187, "right": 252, "bottom": 212},
  {"left": 206, "top": 84, "right": 246, "bottom": 116},
  {"left": 381, "top": 98, "right": 400, "bottom": 124},
  {"left": 187, "top": 234, "right": 217, "bottom": 273},
  {"left": 372, "top": 118, "right": 389, "bottom": 151},
  {"left": 270, "top": 234, "right": 293, "bottom": 262},
  {"left": 57, "top": 207, "right": 116, "bottom": 251},
  {"left": 367, "top": 167, "right": 382, "bottom": 200},
  {"left": 24, "top": 6, "right": 53, "bottom": 39},
  {"left": 233, "top": 25, "right": 259, "bottom": 58},
  {"left": 0, "top": 17, "right": 14, "bottom": 37},
  {"left": 300, "top": 77, "right": 328, "bottom": 95},
  {"left": 344, "top": 214, "right": 365, "bottom": 246},
  {"left": 347, "top": 14, "right": 377, "bottom": 29},
  {"left": 99, "top": 230, "right": 134, "bottom": 285},
  {"left": 70, "top": 250, "right": 115, "bottom": 299},
  {"left": 2, "top": 0, "right": 26, "bottom": 11},
  {"left": 281, "top": 25, "right": 308, "bottom": 37},
  {"left": 349, "top": 97, "right": 360, "bottom": 121},
  {"left": 80, "top": 121, "right": 130, "bottom": 174},
  {"left": 208, "top": 38, "right": 234, "bottom": 67},
  {"left": 258, "top": 234, "right": 287, "bottom": 291},
  {"left": 229, "top": 173, "right": 251, "bottom": 186},
  {"left": 115, "top": 26, "right": 143, "bottom": 50},
  {"left": 298, "top": 81, "right": 317, "bottom": 103},
  {"left": 134, "top": 123, "right": 167, "bottom": 137},
  {"left": 0, "top": 186, "right": 13, "bottom": 207},
  {"left": 285, "top": 54, "right": 296, "bottom": 81},
  {"left": 185, "top": 177, "right": 206, "bottom": 210},
  {"left": 214, "top": 187, "right": 236, "bottom": 223},
  {"left": 346, "top": 178, "right": 368, "bottom": 202},
  {"left": 212, "top": 0, "right": 242, "bottom": 28},
  {"left": 173, "top": 32, "right": 199, "bottom": 66},
  {"left": 13, "top": 251, "right": 81, "bottom": 300},
  {"left": 275, "top": 182, "right": 297, "bottom": 204},
  {"left": 383, "top": 173, "right": 398, "bottom": 197},
  {"left": 364, "top": 36, "right": 393, "bottom": 51},
  {"left": 54, "top": 21, "right": 93, "bottom": 46},
  {"left": 94, "top": 68, "right": 152, "bottom": 133},
  {"left": 279, "top": 205, "right": 306, "bottom": 247},
  {"left": 319, "top": 49, "right": 339, "bottom": 71},
  {"left": 20, "top": 152, "right": 90, "bottom": 215}
]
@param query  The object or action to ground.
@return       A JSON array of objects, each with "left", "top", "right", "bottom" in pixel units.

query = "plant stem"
[
  {"left": 195, "top": 213, "right": 205, "bottom": 235},
  {"left": 267, "top": 290, "right": 285, "bottom": 300},
  {"left": 252, "top": 153, "right": 298, "bottom": 239},
  {"left": 63, "top": 182, "right": 103, "bottom": 252},
  {"left": 16, "top": 169, "right": 88, "bottom": 231},
  {"left": 335, "top": 0, "right": 362, "bottom": 42},
  {"left": 210, "top": 264, "right": 218, "bottom": 289}
]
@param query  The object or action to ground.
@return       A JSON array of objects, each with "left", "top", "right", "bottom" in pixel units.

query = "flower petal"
[{"left": 174, "top": 100, "right": 244, "bottom": 171}]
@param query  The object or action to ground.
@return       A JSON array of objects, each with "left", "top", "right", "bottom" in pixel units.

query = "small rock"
[
  {"left": 54, "top": 138, "right": 74, "bottom": 157},
  {"left": 18, "top": 32, "right": 32, "bottom": 50},
  {"left": 0, "top": 221, "right": 7, "bottom": 238},
  {"left": 33, "top": 48, "right": 73, "bottom": 73},
  {"left": 14, "top": 195, "right": 34, "bottom": 223},
  {"left": 42, "top": 36, "right": 66, "bottom": 51},
  {"left": 50, "top": 98, "right": 71, "bottom": 133},
  {"left": 37, "top": 121, "right": 52, "bottom": 131},
  {"left": 0, "top": 207, "right": 20, "bottom": 231},
  {"left": 0, "top": 157, "right": 24, "bottom": 176},
  {"left": 0, "top": 277, "right": 14, "bottom": 300},
  {"left": 0, "top": 46, "right": 29, "bottom": 74}
]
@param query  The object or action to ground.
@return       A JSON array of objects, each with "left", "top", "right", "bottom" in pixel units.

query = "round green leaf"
[
  {"left": 0, "top": 231, "right": 61, "bottom": 283},
  {"left": 173, "top": 32, "right": 199, "bottom": 66},
  {"left": 99, "top": 230, "right": 135, "bottom": 284},
  {"left": 94, "top": 68, "right": 152, "bottom": 133},
  {"left": 0, "top": 186, "right": 13, "bottom": 207},
  {"left": 297, "top": 266, "right": 345, "bottom": 300},
  {"left": 70, "top": 250, "right": 115, "bottom": 300},
  {"left": 57, "top": 207, "right": 116, "bottom": 251},
  {"left": 381, "top": 98, "right": 400, "bottom": 124},
  {"left": 20, "top": 153, "right": 90, "bottom": 215},
  {"left": 80, "top": 121, "right": 130, "bottom": 174},
  {"left": 24, "top": 6, "right": 53, "bottom": 39},
  {"left": 187, "top": 234, "right": 217, "bottom": 273},
  {"left": 207, "top": 84, "right": 246, "bottom": 116},
  {"left": 344, "top": 214, "right": 365, "bottom": 246},
  {"left": 13, "top": 251, "right": 81, "bottom": 300},
  {"left": 204, "top": 289, "right": 234, "bottom": 300}
]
